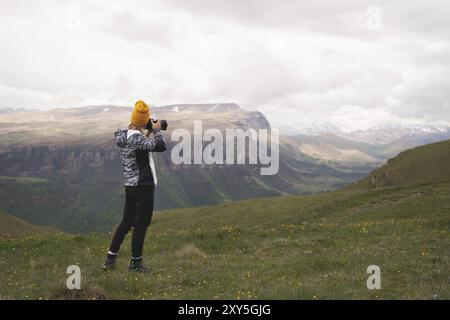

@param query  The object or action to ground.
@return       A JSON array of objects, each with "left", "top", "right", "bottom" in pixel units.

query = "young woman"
[{"left": 103, "top": 100, "right": 166, "bottom": 272}]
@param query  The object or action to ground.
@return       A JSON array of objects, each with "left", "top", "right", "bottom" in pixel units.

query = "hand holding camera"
[{"left": 146, "top": 118, "right": 168, "bottom": 132}]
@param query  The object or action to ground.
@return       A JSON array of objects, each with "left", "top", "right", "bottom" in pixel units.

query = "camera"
[{"left": 146, "top": 118, "right": 168, "bottom": 131}]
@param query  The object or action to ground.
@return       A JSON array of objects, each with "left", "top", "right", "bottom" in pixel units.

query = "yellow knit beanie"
[{"left": 131, "top": 100, "right": 150, "bottom": 127}]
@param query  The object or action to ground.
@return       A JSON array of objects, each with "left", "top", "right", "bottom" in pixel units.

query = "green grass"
[{"left": 1, "top": 183, "right": 448, "bottom": 300}]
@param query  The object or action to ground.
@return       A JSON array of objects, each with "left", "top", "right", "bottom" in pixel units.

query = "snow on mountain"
[
  {"left": 339, "top": 123, "right": 450, "bottom": 145},
  {"left": 278, "top": 118, "right": 450, "bottom": 146},
  {"left": 271, "top": 120, "right": 342, "bottom": 136}
]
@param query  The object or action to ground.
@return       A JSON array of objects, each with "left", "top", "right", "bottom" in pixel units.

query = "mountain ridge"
[{"left": 0, "top": 104, "right": 368, "bottom": 233}]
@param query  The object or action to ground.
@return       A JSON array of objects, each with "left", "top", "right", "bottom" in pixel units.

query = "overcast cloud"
[{"left": 0, "top": 0, "right": 449, "bottom": 131}]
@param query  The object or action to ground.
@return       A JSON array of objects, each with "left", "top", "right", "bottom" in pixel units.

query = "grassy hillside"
[
  {"left": 0, "top": 211, "right": 55, "bottom": 239},
  {"left": 0, "top": 183, "right": 448, "bottom": 300},
  {"left": 0, "top": 175, "right": 125, "bottom": 233},
  {"left": 351, "top": 139, "right": 450, "bottom": 189},
  {"left": 0, "top": 140, "right": 449, "bottom": 300}
]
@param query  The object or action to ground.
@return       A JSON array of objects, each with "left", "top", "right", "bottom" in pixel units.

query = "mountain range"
[
  {"left": 0, "top": 103, "right": 367, "bottom": 232},
  {"left": 287, "top": 123, "right": 450, "bottom": 167},
  {"left": 1, "top": 103, "right": 449, "bottom": 233},
  {"left": 280, "top": 120, "right": 450, "bottom": 145}
]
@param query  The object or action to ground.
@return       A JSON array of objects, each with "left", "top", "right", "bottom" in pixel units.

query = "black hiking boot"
[
  {"left": 128, "top": 258, "right": 151, "bottom": 273},
  {"left": 102, "top": 254, "right": 117, "bottom": 271}
]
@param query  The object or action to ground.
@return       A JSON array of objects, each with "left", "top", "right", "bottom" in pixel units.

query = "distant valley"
[
  {"left": 1, "top": 103, "right": 449, "bottom": 233},
  {"left": 0, "top": 104, "right": 366, "bottom": 232}
]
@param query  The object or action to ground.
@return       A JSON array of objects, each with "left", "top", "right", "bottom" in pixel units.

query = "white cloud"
[{"left": 0, "top": 0, "right": 449, "bottom": 131}]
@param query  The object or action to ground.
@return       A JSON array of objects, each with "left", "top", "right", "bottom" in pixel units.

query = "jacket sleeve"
[{"left": 128, "top": 129, "right": 167, "bottom": 152}]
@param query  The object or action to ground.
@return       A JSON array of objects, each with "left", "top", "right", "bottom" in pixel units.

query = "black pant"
[{"left": 109, "top": 185, "right": 155, "bottom": 258}]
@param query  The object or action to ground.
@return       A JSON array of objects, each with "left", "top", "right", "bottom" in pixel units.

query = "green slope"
[
  {"left": 351, "top": 139, "right": 450, "bottom": 189},
  {"left": 0, "top": 211, "right": 56, "bottom": 239},
  {"left": 0, "top": 183, "right": 448, "bottom": 299},
  {"left": 0, "top": 140, "right": 449, "bottom": 299}
]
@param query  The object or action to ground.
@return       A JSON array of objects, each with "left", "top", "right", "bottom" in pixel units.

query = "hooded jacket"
[{"left": 114, "top": 128, "right": 166, "bottom": 186}]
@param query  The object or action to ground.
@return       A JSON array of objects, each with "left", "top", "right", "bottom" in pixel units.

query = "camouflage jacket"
[{"left": 114, "top": 128, "right": 166, "bottom": 186}]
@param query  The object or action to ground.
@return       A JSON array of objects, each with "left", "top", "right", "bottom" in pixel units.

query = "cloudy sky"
[{"left": 1, "top": 0, "right": 449, "bottom": 131}]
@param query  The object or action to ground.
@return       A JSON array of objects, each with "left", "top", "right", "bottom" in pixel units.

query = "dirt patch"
[
  {"left": 175, "top": 243, "right": 206, "bottom": 258},
  {"left": 48, "top": 285, "right": 106, "bottom": 300}
]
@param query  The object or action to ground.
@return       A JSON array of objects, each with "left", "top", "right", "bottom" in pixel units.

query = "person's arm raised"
[{"left": 128, "top": 127, "right": 166, "bottom": 152}]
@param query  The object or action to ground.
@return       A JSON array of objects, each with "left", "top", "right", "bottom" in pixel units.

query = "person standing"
[{"left": 103, "top": 100, "right": 166, "bottom": 272}]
